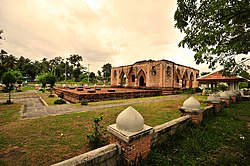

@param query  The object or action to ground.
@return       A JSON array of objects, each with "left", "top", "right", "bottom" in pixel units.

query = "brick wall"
[
  {"left": 52, "top": 102, "right": 221, "bottom": 165},
  {"left": 54, "top": 88, "right": 161, "bottom": 103}
]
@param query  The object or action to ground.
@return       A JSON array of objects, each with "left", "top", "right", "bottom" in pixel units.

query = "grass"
[
  {"left": 0, "top": 95, "right": 186, "bottom": 165},
  {"left": 41, "top": 94, "right": 62, "bottom": 105},
  {"left": 1, "top": 92, "right": 237, "bottom": 165},
  {"left": 139, "top": 101, "right": 250, "bottom": 166},
  {"left": 73, "top": 95, "right": 184, "bottom": 107}
]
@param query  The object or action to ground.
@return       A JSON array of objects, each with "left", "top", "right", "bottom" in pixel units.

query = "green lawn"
[
  {"left": 140, "top": 101, "right": 250, "bottom": 166},
  {"left": 0, "top": 95, "right": 186, "bottom": 166}
]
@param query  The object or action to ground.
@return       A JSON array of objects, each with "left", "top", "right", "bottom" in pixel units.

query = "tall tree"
[
  {"left": 67, "top": 54, "right": 83, "bottom": 68},
  {"left": 174, "top": 0, "right": 250, "bottom": 75},
  {"left": 89, "top": 72, "right": 96, "bottom": 82},
  {"left": 102, "top": 63, "right": 112, "bottom": 82}
]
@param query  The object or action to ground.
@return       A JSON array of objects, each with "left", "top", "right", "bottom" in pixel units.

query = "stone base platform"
[{"left": 54, "top": 87, "right": 162, "bottom": 103}]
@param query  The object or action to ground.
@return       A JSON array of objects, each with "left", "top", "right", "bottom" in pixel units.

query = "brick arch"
[
  {"left": 189, "top": 72, "right": 194, "bottom": 88},
  {"left": 127, "top": 67, "right": 136, "bottom": 86},
  {"left": 137, "top": 69, "right": 146, "bottom": 87},
  {"left": 182, "top": 70, "right": 188, "bottom": 88},
  {"left": 119, "top": 70, "right": 126, "bottom": 86}
]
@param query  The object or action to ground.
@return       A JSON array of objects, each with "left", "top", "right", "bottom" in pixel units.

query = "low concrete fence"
[
  {"left": 52, "top": 91, "right": 242, "bottom": 165},
  {"left": 152, "top": 115, "right": 191, "bottom": 146},
  {"left": 52, "top": 143, "right": 121, "bottom": 166}
]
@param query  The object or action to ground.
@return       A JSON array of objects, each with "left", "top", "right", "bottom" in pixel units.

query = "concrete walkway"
[
  {"left": 23, "top": 95, "right": 186, "bottom": 119},
  {"left": 11, "top": 95, "right": 186, "bottom": 119}
]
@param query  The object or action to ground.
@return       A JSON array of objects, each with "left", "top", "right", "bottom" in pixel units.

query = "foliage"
[
  {"left": 239, "top": 82, "right": 249, "bottom": 89},
  {"left": 140, "top": 101, "right": 250, "bottom": 165},
  {"left": 217, "top": 83, "right": 228, "bottom": 91},
  {"left": 2, "top": 71, "right": 16, "bottom": 88},
  {"left": 53, "top": 99, "right": 66, "bottom": 104},
  {"left": 102, "top": 63, "right": 112, "bottom": 82},
  {"left": 36, "top": 74, "right": 47, "bottom": 88},
  {"left": 182, "top": 88, "right": 195, "bottom": 94},
  {"left": 89, "top": 72, "right": 96, "bottom": 82},
  {"left": 200, "top": 72, "right": 210, "bottom": 76},
  {"left": 80, "top": 99, "right": 88, "bottom": 105},
  {"left": 174, "top": 0, "right": 250, "bottom": 75},
  {"left": 2, "top": 71, "right": 17, "bottom": 104},
  {"left": 87, "top": 114, "right": 107, "bottom": 149},
  {"left": 36, "top": 73, "right": 56, "bottom": 87},
  {"left": 194, "top": 87, "right": 203, "bottom": 93}
]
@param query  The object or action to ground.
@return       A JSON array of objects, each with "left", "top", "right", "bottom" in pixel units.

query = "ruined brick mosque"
[{"left": 111, "top": 59, "right": 199, "bottom": 92}]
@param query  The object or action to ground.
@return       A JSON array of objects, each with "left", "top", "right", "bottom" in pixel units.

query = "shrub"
[
  {"left": 81, "top": 99, "right": 88, "bottom": 105},
  {"left": 195, "top": 87, "right": 202, "bottom": 93},
  {"left": 217, "top": 84, "right": 228, "bottom": 91},
  {"left": 54, "top": 99, "right": 66, "bottom": 104},
  {"left": 39, "top": 88, "right": 45, "bottom": 92},
  {"left": 87, "top": 114, "right": 107, "bottom": 149},
  {"left": 183, "top": 88, "right": 195, "bottom": 94}
]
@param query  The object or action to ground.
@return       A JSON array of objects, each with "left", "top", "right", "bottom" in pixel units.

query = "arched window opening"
[
  {"left": 166, "top": 66, "right": 171, "bottom": 76},
  {"left": 151, "top": 66, "right": 156, "bottom": 76}
]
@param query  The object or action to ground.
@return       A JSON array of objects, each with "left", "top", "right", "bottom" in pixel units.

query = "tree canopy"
[
  {"left": 174, "top": 0, "right": 250, "bottom": 75},
  {"left": 102, "top": 63, "right": 112, "bottom": 81}
]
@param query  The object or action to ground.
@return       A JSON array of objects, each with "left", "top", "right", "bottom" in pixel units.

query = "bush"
[
  {"left": 87, "top": 114, "right": 107, "bottom": 149},
  {"left": 81, "top": 99, "right": 88, "bottom": 105},
  {"left": 195, "top": 87, "right": 202, "bottom": 93},
  {"left": 54, "top": 99, "right": 66, "bottom": 104},
  {"left": 183, "top": 88, "right": 195, "bottom": 94},
  {"left": 217, "top": 84, "right": 228, "bottom": 91},
  {"left": 39, "top": 88, "right": 45, "bottom": 92}
]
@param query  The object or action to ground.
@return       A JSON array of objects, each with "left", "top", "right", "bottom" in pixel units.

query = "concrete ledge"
[
  {"left": 203, "top": 105, "right": 214, "bottom": 111},
  {"left": 52, "top": 143, "right": 120, "bottom": 166},
  {"left": 20, "top": 104, "right": 27, "bottom": 118},
  {"left": 153, "top": 115, "right": 191, "bottom": 133},
  {"left": 152, "top": 115, "right": 191, "bottom": 145},
  {"left": 39, "top": 97, "right": 48, "bottom": 107}
]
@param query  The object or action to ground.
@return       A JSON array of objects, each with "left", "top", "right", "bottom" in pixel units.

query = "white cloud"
[{"left": 0, "top": 0, "right": 211, "bottom": 73}]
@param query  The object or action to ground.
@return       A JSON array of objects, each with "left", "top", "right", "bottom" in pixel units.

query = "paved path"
[
  {"left": 23, "top": 95, "right": 186, "bottom": 119},
  {"left": 1, "top": 94, "right": 186, "bottom": 119}
]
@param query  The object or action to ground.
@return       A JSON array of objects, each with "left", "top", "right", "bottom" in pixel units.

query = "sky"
[{"left": 0, "top": 0, "right": 212, "bottom": 73}]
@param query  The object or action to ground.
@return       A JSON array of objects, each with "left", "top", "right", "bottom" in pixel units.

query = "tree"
[
  {"left": 36, "top": 73, "right": 56, "bottom": 96},
  {"left": 89, "top": 72, "right": 96, "bottom": 83},
  {"left": 97, "top": 70, "right": 103, "bottom": 82},
  {"left": 45, "top": 73, "right": 56, "bottom": 96},
  {"left": 2, "top": 71, "right": 17, "bottom": 104},
  {"left": 67, "top": 54, "right": 83, "bottom": 68},
  {"left": 36, "top": 73, "right": 47, "bottom": 89},
  {"left": 102, "top": 63, "right": 112, "bottom": 82},
  {"left": 201, "top": 72, "right": 210, "bottom": 76},
  {"left": 174, "top": 0, "right": 250, "bottom": 75}
]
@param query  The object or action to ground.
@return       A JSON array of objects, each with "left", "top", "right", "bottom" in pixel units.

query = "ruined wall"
[{"left": 111, "top": 60, "right": 199, "bottom": 89}]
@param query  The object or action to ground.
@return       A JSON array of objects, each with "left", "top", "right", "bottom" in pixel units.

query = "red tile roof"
[{"left": 197, "top": 71, "right": 247, "bottom": 82}]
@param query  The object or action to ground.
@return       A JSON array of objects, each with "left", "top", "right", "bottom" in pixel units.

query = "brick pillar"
[
  {"left": 220, "top": 98, "right": 230, "bottom": 106},
  {"left": 206, "top": 102, "right": 222, "bottom": 113},
  {"left": 231, "top": 96, "right": 237, "bottom": 103},
  {"left": 190, "top": 111, "right": 203, "bottom": 124},
  {"left": 108, "top": 124, "right": 153, "bottom": 164}
]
